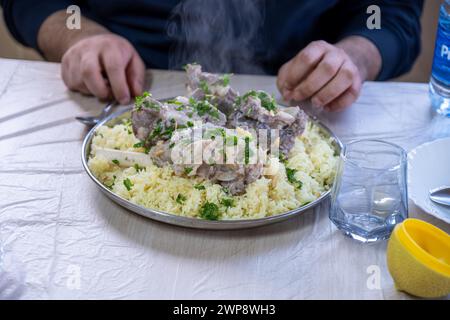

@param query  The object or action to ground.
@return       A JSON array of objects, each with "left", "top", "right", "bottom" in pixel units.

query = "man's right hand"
[
  {"left": 37, "top": 11, "right": 145, "bottom": 104},
  {"left": 61, "top": 34, "right": 145, "bottom": 104}
]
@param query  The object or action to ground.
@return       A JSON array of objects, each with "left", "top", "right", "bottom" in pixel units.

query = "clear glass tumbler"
[{"left": 330, "top": 139, "right": 408, "bottom": 243}]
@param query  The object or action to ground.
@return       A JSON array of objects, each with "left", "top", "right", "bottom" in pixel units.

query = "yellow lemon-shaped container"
[{"left": 387, "top": 218, "right": 450, "bottom": 298}]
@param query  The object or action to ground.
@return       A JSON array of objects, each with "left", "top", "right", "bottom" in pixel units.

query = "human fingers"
[{"left": 291, "top": 48, "right": 345, "bottom": 101}]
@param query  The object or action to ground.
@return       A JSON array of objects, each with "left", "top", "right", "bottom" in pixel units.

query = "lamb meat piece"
[
  {"left": 228, "top": 90, "right": 308, "bottom": 157},
  {"left": 131, "top": 94, "right": 226, "bottom": 145},
  {"left": 148, "top": 140, "right": 172, "bottom": 167},
  {"left": 183, "top": 97, "right": 227, "bottom": 127},
  {"left": 229, "top": 97, "right": 295, "bottom": 129},
  {"left": 182, "top": 160, "right": 264, "bottom": 196},
  {"left": 185, "top": 64, "right": 239, "bottom": 116},
  {"left": 147, "top": 126, "right": 265, "bottom": 195},
  {"left": 217, "top": 163, "right": 264, "bottom": 195},
  {"left": 131, "top": 96, "right": 164, "bottom": 142},
  {"left": 278, "top": 107, "right": 308, "bottom": 156}
]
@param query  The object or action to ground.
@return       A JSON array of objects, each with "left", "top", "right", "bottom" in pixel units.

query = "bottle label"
[{"left": 431, "top": 17, "right": 450, "bottom": 86}]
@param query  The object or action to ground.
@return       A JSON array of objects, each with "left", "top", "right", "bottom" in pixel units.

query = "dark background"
[{"left": 0, "top": 0, "right": 441, "bottom": 82}]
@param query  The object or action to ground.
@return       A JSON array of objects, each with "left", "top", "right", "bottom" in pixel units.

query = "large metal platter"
[{"left": 81, "top": 101, "right": 343, "bottom": 230}]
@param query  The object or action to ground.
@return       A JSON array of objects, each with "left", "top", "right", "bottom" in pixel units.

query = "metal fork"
[{"left": 76, "top": 101, "right": 116, "bottom": 127}]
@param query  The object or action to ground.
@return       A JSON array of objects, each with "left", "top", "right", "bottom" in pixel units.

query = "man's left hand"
[{"left": 277, "top": 37, "right": 381, "bottom": 111}]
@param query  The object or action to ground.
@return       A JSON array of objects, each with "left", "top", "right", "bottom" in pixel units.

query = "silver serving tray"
[{"left": 81, "top": 102, "right": 343, "bottom": 230}]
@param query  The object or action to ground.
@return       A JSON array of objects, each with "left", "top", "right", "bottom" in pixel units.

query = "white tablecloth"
[{"left": 0, "top": 58, "right": 449, "bottom": 299}]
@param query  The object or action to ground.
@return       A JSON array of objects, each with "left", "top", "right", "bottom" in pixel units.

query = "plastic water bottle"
[{"left": 430, "top": 0, "right": 450, "bottom": 116}]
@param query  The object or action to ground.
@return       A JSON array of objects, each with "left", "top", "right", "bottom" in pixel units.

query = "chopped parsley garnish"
[
  {"left": 133, "top": 141, "right": 144, "bottom": 148},
  {"left": 184, "top": 167, "right": 193, "bottom": 175},
  {"left": 190, "top": 98, "right": 220, "bottom": 120},
  {"left": 199, "top": 202, "right": 220, "bottom": 220},
  {"left": 166, "top": 99, "right": 184, "bottom": 107},
  {"left": 220, "top": 198, "right": 235, "bottom": 208},
  {"left": 221, "top": 74, "right": 231, "bottom": 86},
  {"left": 244, "top": 136, "right": 250, "bottom": 165},
  {"left": 169, "top": 142, "right": 175, "bottom": 149},
  {"left": 222, "top": 187, "right": 230, "bottom": 195},
  {"left": 199, "top": 80, "right": 210, "bottom": 94},
  {"left": 194, "top": 184, "right": 206, "bottom": 190},
  {"left": 135, "top": 92, "right": 156, "bottom": 110},
  {"left": 123, "top": 178, "right": 134, "bottom": 191},
  {"left": 112, "top": 159, "right": 120, "bottom": 165},
  {"left": 285, "top": 167, "right": 296, "bottom": 182},
  {"left": 286, "top": 167, "right": 303, "bottom": 189},
  {"left": 146, "top": 121, "right": 163, "bottom": 142},
  {"left": 187, "top": 121, "right": 194, "bottom": 127},
  {"left": 279, "top": 154, "right": 287, "bottom": 164},
  {"left": 259, "top": 92, "right": 277, "bottom": 112},
  {"left": 162, "top": 125, "right": 176, "bottom": 139},
  {"left": 134, "top": 163, "right": 145, "bottom": 172},
  {"left": 176, "top": 194, "right": 187, "bottom": 204},
  {"left": 241, "top": 90, "right": 277, "bottom": 112},
  {"left": 144, "top": 100, "right": 160, "bottom": 110}
]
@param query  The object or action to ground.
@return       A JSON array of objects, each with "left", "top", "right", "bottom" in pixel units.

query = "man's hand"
[
  {"left": 61, "top": 34, "right": 145, "bottom": 104},
  {"left": 277, "top": 37, "right": 381, "bottom": 111},
  {"left": 38, "top": 10, "right": 145, "bottom": 104}
]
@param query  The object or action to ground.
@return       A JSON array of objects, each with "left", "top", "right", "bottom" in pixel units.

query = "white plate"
[{"left": 408, "top": 138, "right": 450, "bottom": 224}]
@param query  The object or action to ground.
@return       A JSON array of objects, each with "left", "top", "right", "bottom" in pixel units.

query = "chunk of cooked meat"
[
  {"left": 185, "top": 63, "right": 239, "bottom": 116},
  {"left": 149, "top": 127, "right": 264, "bottom": 195},
  {"left": 228, "top": 90, "right": 307, "bottom": 157},
  {"left": 278, "top": 107, "right": 309, "bottom": 156},
  {"left": 216, "top": 164, "right": 264, "bottom": 195},
  {"left": 131, "top": 93, "right": 226, "bottom": 145},
  {"left": 131, "top": 94, "right": 164, "bottom": 143}
]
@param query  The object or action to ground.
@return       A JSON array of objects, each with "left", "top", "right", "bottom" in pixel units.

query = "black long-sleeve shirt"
[{"left": 1, "top": 0, "right": 423, "bottom": 79}]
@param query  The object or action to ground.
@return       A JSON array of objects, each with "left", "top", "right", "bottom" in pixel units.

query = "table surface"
[{"left": 0, "top": 58, "right": 449, "bottom": 300}]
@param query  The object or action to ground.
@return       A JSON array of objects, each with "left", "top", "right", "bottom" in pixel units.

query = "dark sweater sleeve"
[
  {"left": 332, "top": 0, "right": 424, "bottom": 80},
  {"left": 1, "top": 0, "right": 73, "bottom": 50}
]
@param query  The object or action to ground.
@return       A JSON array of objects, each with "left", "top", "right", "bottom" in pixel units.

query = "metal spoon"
[
  {"left": 429, "top": 186, "right": 450, "bottom": 207},
  {"left": 76, "top": 101, "right": 116, "bottom": 127}
]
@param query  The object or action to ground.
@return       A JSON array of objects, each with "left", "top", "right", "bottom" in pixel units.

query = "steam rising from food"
[{"left": 167, "top": 0, "right": 265, "bottom": 73}]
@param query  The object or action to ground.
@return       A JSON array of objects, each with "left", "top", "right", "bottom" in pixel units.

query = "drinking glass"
[{"left": 330, "top": 139, "right": 408, "bottom": 242}]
